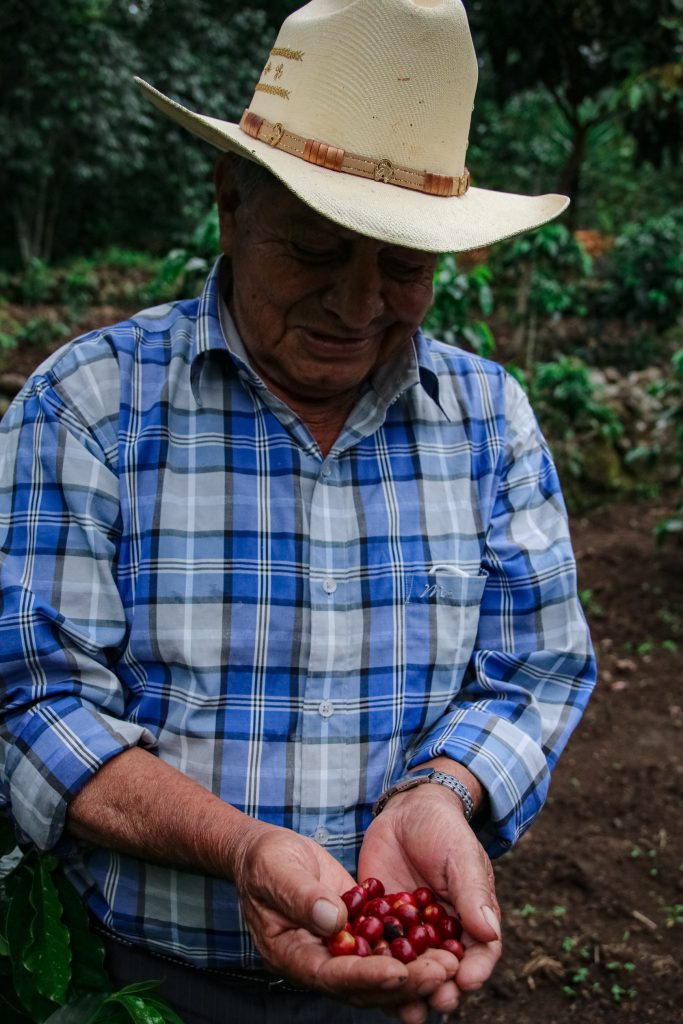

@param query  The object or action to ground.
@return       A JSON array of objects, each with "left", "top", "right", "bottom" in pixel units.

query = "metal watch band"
[{"left": 372, "top": 768, "right": 475, "bottom": 821}]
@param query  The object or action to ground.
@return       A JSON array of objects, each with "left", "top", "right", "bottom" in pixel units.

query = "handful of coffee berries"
[{"left": 327, "top": 877, "right": 464, "bottom": 963}]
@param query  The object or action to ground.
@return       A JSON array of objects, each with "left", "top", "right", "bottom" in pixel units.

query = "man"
[{"left": 0, "top": 2, "right": 596, "bottom": 1023}]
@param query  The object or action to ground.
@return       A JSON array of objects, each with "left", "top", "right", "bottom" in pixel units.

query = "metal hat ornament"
[{"left": 135, "top": 0, "right": 569, "bottom": 253}]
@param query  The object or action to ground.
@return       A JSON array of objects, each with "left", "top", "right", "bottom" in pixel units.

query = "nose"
[{"left": 320, "top": 247, "right": 385, "bottom": 330}]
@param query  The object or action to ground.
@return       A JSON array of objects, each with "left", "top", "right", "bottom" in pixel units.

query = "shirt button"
[
  {"left": 321, "top": 463, "right": 332, "bottom": 478},
  {"left": 313, "top": 827, "right": 329, "bottom": 845},
  {"left": 318, "top": 700, "right": 334, "bottom": 718},
  {"left": 323, "top": 578, "right": 337, "bottom": 594}
]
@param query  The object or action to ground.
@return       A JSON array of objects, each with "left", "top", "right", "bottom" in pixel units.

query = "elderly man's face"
[{"left": 216, "top": 164, "right": 437, "bottom": 409}]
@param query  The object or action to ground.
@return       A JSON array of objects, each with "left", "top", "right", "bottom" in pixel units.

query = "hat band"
[{"left": 239, "top": 110, "right": 470, "bottom": 198}]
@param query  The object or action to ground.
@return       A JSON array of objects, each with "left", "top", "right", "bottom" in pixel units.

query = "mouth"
[{"left": 299, "top": 328, "right": 374, "bottom": 352}]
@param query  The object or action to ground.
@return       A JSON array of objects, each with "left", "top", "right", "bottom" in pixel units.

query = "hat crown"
[{"left": 249, "top": 0, "right": 477, "bottom": 176}]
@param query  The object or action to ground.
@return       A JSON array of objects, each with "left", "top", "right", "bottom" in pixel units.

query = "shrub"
[
  {"left": 425, "top": 254, "right": 495, "bottom": 357},
  {"left": 593, "top": 209, "right": 683, "bottom": 329},
  {"left": 147, "top": 208, "right": 220, "bottom": 302}
]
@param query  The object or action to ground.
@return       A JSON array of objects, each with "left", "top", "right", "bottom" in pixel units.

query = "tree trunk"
[{"left": 557, "top": 121, "right": 588, "bottom": 229}]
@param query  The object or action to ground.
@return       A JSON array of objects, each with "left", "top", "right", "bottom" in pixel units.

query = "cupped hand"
[
  {"left": 232, "top": 822, "right": 459, "bottom": 1015},
  {"left": 358, "top": 784, "right": 502, "bottom": 1016}
]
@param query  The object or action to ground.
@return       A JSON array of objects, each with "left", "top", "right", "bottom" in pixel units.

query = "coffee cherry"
[
  {"left": 373, "top": 939, "right": 393, "bottom": 957},
  {"left": 341, "top": 885, "right": 367, "bottom": 920},
  {"left": 364, "top": 897, "right": 391, "bottom": 919},
  {"left": 390, "top": 937, "right": 417, "bottom": 963},
  {"left": 382, "top": 915, "right": 404, "bottom": 941},
  {"left": 406, "top": 924, "right": 431, "bottom": 955},
  {"left": 395, "top": 903, "right": 421, "bottom": 929},
  {"left": 422, "top": 902, "right": 446, "bottom": 926},
  {"left": 390, "top": 891, "right": 415, "bottom": 910},
  {"left": 439, "top": 938, "right": 465, "bottom": 959},
  {"left": 412, "top": 886, "right": 435, "bottom": 909},
  {"left": 327, "top": 929, "right": 357, "bottom": 956},
  {"left": 439, "top": 915, "right": 462, "bottom": 941},
  {"left": 355, "top": 916, "right": 384, "bottom": 945},
  {"left": 335, "top": 879, "right": 456, "bottom": 964},
  {"left": 361, "top": 877, "right": 385, "bottom": 899}
]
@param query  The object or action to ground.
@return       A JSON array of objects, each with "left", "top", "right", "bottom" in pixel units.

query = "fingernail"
[
  {"left": 481, "top": 904, "right": 501, "bottom": 938},
  {"left": 312, "top": 898, "right": 340, "bottom": 933}
]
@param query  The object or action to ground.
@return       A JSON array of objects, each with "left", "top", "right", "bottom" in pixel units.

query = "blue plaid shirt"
[{"left": 0, "top": 258, "right": 595, "bottom": 968}]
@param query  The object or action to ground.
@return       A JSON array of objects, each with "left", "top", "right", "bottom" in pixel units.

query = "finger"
[
  {"left": 258, "top": 856, "right": 351, "bottom": 937},
  {"left": 396, "top": 999, "right": 431, "bottom": 1024},
  {"left": 455, "top": 935, "right": 503, "bottom": 991},
  {"left": 427, "top": 979, "right": 459, "bottom": 1014},
  {"left": 446, "top": 847, "right": 501, "bottom": 944}
]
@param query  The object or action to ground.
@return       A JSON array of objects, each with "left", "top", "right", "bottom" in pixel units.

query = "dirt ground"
[{"left": 463, "top": 498, "right": 683, "bottom": 1024}]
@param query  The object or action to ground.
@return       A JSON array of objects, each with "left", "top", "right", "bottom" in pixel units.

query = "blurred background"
[{"left": 0, "top": 4, "right": 682, "bottom": 1023}]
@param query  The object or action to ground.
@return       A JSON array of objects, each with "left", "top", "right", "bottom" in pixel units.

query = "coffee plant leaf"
[
  {"left": 5, "top": 862, "right": 57, "bottom": 1019},
  {"left": 23, "top": 857, "right": 71, "bottom": 1004},
  {"left": 53, "top": 874, "right": 108, "bottom": 994}
]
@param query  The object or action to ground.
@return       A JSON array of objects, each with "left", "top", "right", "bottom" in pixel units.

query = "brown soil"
[{"left": 463, "top": 498, "right": 683, "bottom": 1024}]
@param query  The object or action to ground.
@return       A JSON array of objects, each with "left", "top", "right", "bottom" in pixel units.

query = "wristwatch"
[{"left": 372, "top": 768, "right": 475, "bottom": 822}]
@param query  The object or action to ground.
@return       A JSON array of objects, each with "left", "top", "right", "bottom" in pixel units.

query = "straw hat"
[{"left": 135, "top": 0, "right": 568, "bottom": 253}]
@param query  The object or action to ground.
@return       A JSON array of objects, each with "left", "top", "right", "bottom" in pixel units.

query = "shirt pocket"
[{"left": 400, "top": 567, "right": 488, "bottom": 740}]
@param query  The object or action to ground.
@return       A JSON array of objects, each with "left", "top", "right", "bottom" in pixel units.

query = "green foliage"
[
  {"left": 19, "top": 261, "right": 55, "bottom": 307},
  {"left": 147, "top": 209, "right": 220, "bottom": 301},
  {"left": 594, "top": 210, "right": 683, "bottom": 329},
  {"left": 491, "top": 225, "right": 592, "bottom": 369},
  {"left": 530, "top": 357, "right": 622, "bottom": 441},
  {"left": 495, "top": 224, "right": 592, "bottom": 316},
  {"left": 424, "top": 255, "right": 495, "bottom": 358},
  {"left": 654, "top": 348, "right": 683, "bottom": 541},
  {"left": 527, "top": 356, "right": 625, "bottom": 500},
  {"left": 0, "top": 1, "right": 270, "bottom": 266},
  {"left": 0, "top": 820, "right": 185, "bottom": 1024},
  {"left": 468, "top": 0, "right": 683, "bottom": 212},
  {"left": 15, "top": 320, "right": 70, "bottom": 353}
]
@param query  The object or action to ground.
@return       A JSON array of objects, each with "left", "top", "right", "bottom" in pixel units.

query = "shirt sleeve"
[
  {"left": 408, "top": 373, "right": 597, "bottom": 858},
  {"left": 0, "top": 365, "right": 157, "bottom": 852}
]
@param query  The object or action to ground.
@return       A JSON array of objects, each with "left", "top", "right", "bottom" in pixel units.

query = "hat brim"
[{"left": 136, "top": 77, "right": 569, "bottom": 254}]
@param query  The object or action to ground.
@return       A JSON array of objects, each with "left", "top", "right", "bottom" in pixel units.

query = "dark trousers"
[{"left": 100, "top": 929, "right": 442, "bottom": 1024}]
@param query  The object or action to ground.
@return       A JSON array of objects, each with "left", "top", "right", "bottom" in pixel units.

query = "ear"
[{"left": 214, "top": 155, "right": 241, "bottom": 256}]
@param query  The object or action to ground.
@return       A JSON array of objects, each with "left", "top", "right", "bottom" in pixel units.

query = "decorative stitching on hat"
[
  {"left": 239, "top": 110, "right": 470, "bottom": 198},
  {"left": 255, "top": 84, "right": 290, "bottom": 100},
  {"left": 271, "top": 47, "right": 304, "bottom": 61}
]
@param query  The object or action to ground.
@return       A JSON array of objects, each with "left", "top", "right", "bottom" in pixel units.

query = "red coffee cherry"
[
  {"left": 439, "top": 938, "right": 465, "bottom": 959},
  {"left": 395, "top": 903, "right": 421, "bottom": 929},
  {"left": 355, "top": 916, "right": 384, "bottom": 945},
  {"left": 423, "top": 923, "right": 441, "bottom": 947},
  {"left": 364, "top": 897, "right": 391, "bottom": 919},
  {"left": 411, "top": 886, "right": 435, "bottom": 909},
  {"left": 327, "top": 929, "right": 357, "bottom": 956},
  {"left": 361, "top": 877, "right": 385, "bottom": 899},
  {"left": 354, "top": 935, "right": 372, "bottom": 957},
  {"left": 439, "top": 915, "right": 463, "bottom": 941},
  {"left": 390, "top": 891, "right": 415, "bottom": 910},
  {"left": 390, "top": 937, "right": 417, "bottom": 963},
  {"left": 341, "top": 885, "right": 367, "bottom": 920},
  {"left": 373, "top": 939, "right": 393, "bottom": 957},
  {"left": 406, "top": 924, "right": 431, "bottom": 955},
  {"left": 422, "top": 902, "right": 446, "bottom": 926}
]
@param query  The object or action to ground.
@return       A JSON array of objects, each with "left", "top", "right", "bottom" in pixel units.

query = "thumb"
[
  {"left": 260, "top": 850, "right": 349, "bottom": 937},
  {"left": 448, "top": 853, "right": 501, "bottom": 944}
]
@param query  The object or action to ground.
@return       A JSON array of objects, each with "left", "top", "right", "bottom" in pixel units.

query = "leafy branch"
[{"left": 0, "top": 817, "right": 185, "bottom": 1024}]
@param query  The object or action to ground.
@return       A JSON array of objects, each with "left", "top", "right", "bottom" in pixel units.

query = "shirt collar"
[{"left": 190, "top": 256, "right": 449, "bottom": 419}]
